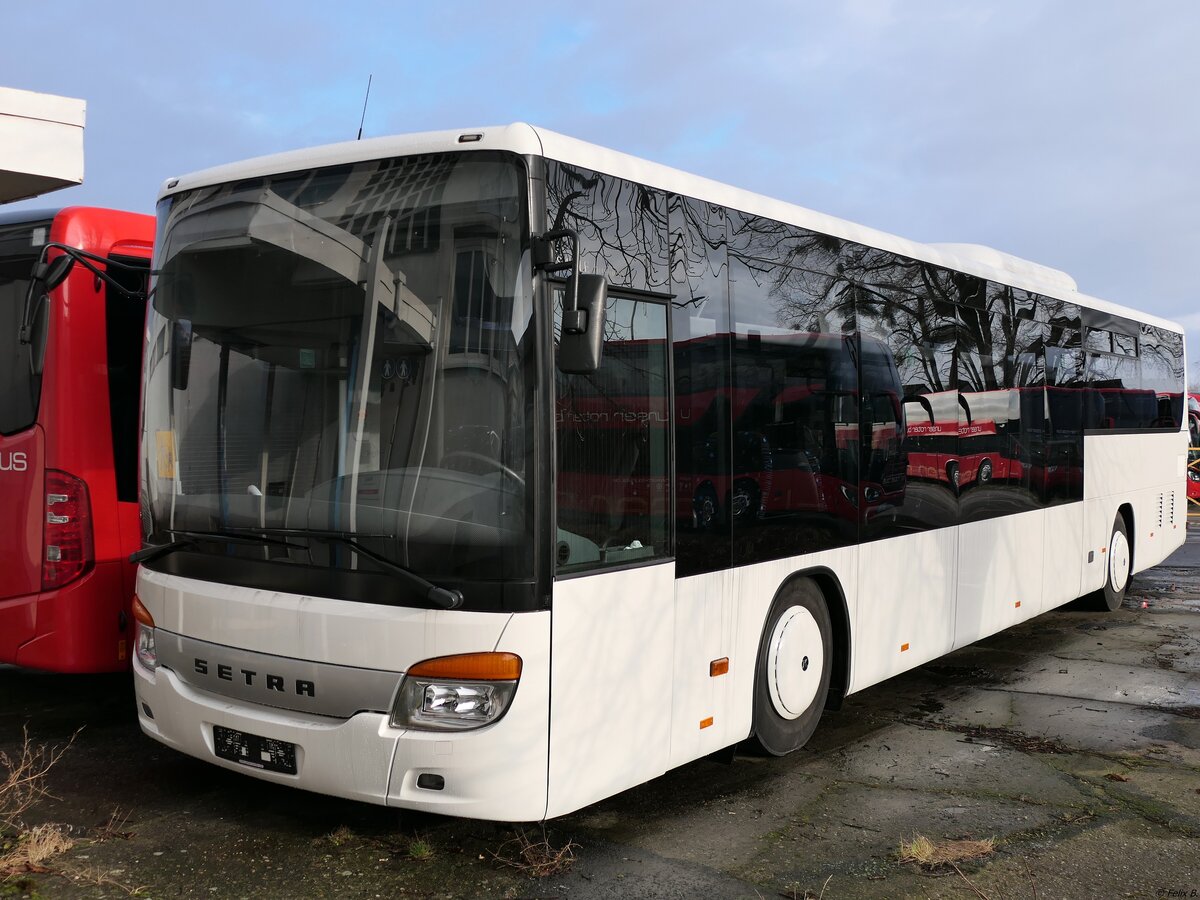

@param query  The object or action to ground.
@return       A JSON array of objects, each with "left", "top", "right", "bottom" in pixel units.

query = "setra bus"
[
  {"left": 130, "top": 126, "right": 1188, "bottom": 820},
  {"left": 1, "top": 207, "right": 154, "bottom": 672}
]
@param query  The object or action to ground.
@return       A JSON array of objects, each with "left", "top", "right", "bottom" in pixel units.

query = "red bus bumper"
[{"left": 0, "top": 559, "right": 132, "bottom": 673}]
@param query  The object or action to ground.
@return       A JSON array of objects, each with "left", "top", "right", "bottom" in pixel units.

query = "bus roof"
[
  {"left": 0, "top": 207, "right": 59, "bottom": 228},
  {"left": 158, "top": 123, "right": 1183, "bottom": 336}
]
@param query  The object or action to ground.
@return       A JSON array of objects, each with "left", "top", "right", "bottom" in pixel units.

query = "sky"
[{"left": 4, "top": 0, "right": 1198, "bottom": 385}]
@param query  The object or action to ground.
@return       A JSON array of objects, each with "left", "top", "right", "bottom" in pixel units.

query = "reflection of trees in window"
[
  {"left": 1140, "top": 324, "right": 1186, "bottom": 429},
  {"left": 545, "top": 162, "right": 669, "bottom": 293}
]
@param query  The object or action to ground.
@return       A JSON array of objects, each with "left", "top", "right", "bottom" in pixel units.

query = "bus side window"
[{"left": 555, "top": 295, "right": 670, "bottom": 573}]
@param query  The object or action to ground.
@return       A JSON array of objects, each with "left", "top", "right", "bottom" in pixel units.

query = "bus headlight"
[
  {"left": 132, "top": 594, "right": 158, "bottom": 670},
  {"left": 390, "top": 652, "right": 521, "bottom": 731},
  {"left": 135, "top": 622, "right": 158, "bottom": 670}
]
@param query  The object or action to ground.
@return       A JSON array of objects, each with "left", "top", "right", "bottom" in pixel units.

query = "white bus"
[{"left": 132, "top": 124, "right": 1189, "bottom": 821}]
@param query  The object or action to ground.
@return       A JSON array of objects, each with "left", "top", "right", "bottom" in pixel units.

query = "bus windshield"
[
  {"left": 142, "top": 152, "right": 537, "bottom": 605},
  {"left": 0, "top": 220, "right": 47, "bottom": 435}
]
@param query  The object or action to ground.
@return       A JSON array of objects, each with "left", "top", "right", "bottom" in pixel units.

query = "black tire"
[
  {"left": 693, "top": 485, "right": 720, "bottom": 530},
  {"left": 1081, "top": 514, "right": 1131, "bottom": 612},
  {"left": 978, "top": 459, "right": 993, "bottom": 484},
  {"left": 729, "top": 479, "right": 760, "bottom": 525},
  {"left": 946, "top": 461, "right": 960, "bottom": 490},
  {"left": 750, "top": 577, "right": 832, "bottom": 756}
]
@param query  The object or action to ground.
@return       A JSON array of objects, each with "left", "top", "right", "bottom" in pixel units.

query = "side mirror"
[
  {"left": 558, "top": 275, "right": 607, "bottom": 374},
  {"left": 170, "top": 320, "right": 194, "bottom": 391},
  {"left": 533, "top": 228, "right": 609, "bottom": 374},
  {"left": 42, "top": 254, "right": 76, "bottom": 291},
  {"left": 19, "top": 252, "right": 77, "bottom": 372}
]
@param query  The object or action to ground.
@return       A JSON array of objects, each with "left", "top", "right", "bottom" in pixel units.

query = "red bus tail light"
[{"left": 42, "top": 469, "right": 94, "bottom": 590}]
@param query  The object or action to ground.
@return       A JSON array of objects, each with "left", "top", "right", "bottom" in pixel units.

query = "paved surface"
[{"left": 2, "top": 524, "right": 1199, "bottom": 899}]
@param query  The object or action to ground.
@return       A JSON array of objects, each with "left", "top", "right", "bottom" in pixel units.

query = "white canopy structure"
[{"left": 0, "top": 86, "right": 85, "bottom": 204}]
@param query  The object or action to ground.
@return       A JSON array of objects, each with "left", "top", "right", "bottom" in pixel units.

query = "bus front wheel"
[
  {"left": 750, "top": 578, "right": 832, "bottom": 756},
  {"left": 1083, "top": 514, "right": 1131, "bottom": 612}
]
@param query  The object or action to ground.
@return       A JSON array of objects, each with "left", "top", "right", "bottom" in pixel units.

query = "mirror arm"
[
  {"left": 56, "top": 248, "right": 150, "bottom": 300},
  {"left": 533, "top": 228, "right": 585, "bottom": 334},
  {"left": 19, "top": 242, "right": 155, "bottom": 345}
]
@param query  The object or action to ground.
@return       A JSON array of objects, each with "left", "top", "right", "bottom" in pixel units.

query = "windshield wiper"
[
  {"left": 226, "top": 527, "right": 465, "bottom": 610},
  {"left": 130, "top": 528, "right": 308, "bottom": 564}
]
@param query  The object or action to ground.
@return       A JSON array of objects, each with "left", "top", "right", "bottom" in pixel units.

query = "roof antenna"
[{"left": 356, "top": 74, "right": 373, "bottom": 140}]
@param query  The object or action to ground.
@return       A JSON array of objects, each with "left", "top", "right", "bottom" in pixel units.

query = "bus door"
[{"left": 548, "top": 294, "right": 674, "bottom": 817}]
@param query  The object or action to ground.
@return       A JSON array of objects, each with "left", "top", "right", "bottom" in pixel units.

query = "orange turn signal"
[
  {"left": 407, "top": 652, "right": 522, "bottom": 681},
  {"left": 699, "top": 716, "right": 714, "bottom": 729},
  {"left": 131, "top": 594, "right": 155, "bottom": 628},
  {"left": 709, "top": 658, "right": 729, "bottom": 677}
]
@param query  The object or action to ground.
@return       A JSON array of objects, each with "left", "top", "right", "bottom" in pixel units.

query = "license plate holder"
[{"left": 213, "top": 725, "right": 297, "bottom": 775}]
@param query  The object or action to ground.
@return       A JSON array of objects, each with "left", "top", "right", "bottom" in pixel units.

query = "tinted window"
[
  {"left": 957, "top": 304, "right": 1044, "bottom": 521},
  {"left": 105, "top": 257, "right": 149, "bottom": 502},
  {"left": 0, "top": 221, "right": 48, "bottom": 435},
  {"left": 555, "top": 296, "right": 670, "bottom": 573},
  {"left": 729, "top": 213, "right": 858, "bottom": 565},
  {"left": 545, "top": 162, "right": 669, "bottom": 293},
  {"left": 855, "top": 250, "right": 959, "bottom": 533},
  {"left": 1139, "top": 325, "right": 1185, "bottom": 430},
  {"left": 670, "top": 195, "right": 733, "bottom": 576}
]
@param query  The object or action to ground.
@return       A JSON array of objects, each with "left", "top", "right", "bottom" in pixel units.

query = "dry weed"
[
  {"left": 94, "top": 807, "right": 135, "bottom": 842},
  {"left": 63, "top": 863, "right": 147, "bottom": 896},
  {"left": 326, "top": 824, "right": 355, "bottom": 847},
  {"left": 897, "top": 834, "right": 995, "bottom": 869},
  {"left": 0, "top": 823, "right": 75, "bottom": 876},
  {"left": 0, "top": 726, "right": 77, "bottom": 830},
  {"left": 490, "top": 827, "right": 578, "bottom": 878}
]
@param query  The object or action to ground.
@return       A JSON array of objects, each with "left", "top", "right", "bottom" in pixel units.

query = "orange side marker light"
[
  {"left": 699, "top": 717, "right": 714, "bottom": 730},
  {"left": 710, "top": 658, "right": 729, "bottom": 677},
  {"left": 900, "top": 642, "right": 910, "bottom": 652}
]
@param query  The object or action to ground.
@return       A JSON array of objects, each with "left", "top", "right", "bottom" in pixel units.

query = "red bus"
[
  {"left": 1189, "top": 393, "right": 1199, "bottom": 506},
  {"left": 0, "top": 207, "right": 153, "bottom": 672}
]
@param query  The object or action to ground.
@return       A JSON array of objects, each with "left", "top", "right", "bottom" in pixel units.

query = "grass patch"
[{"left": 407, "top": 836, "right": 434, "bottom": 861}]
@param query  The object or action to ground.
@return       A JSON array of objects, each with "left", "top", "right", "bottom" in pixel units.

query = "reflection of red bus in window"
[
  {"left": 555, "top": 389, "right": 670, "bottom": 552},
  {"left": 676, "top": 333, "right": 904, "bottom": 531},
  {"left": 903, "top": 391, "right": 966, "bottom": 488},
  {"left": 0, "top": 208, "right": 153, "bottom": 672},
  {"left": 1188, "top": 393, "right": 1199, "bottom": 504},
  {"left": 555, "top": 330, "right": 907, "bottom": 539},
  {"left": 904, "top": 389, "right": 1034, "bottom": 490}
]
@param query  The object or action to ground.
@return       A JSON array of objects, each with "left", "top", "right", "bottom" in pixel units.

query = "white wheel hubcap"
[
  {"left": 1109, "top": 529, "right": 1130, "bottom": 594},
  {"left": 767, "top": 606, "right": 823, "bottom": 719}
]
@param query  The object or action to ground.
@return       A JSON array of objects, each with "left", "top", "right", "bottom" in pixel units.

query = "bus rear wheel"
[
  {"left": 978, "top": 459, "right": 993, "bottom": 484},
  {"left": 750, "top": 578, "right": 832, "bottom": 756},
  {"left": 1083, "top": 514, "right": 1131, "bottom": 612}
]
